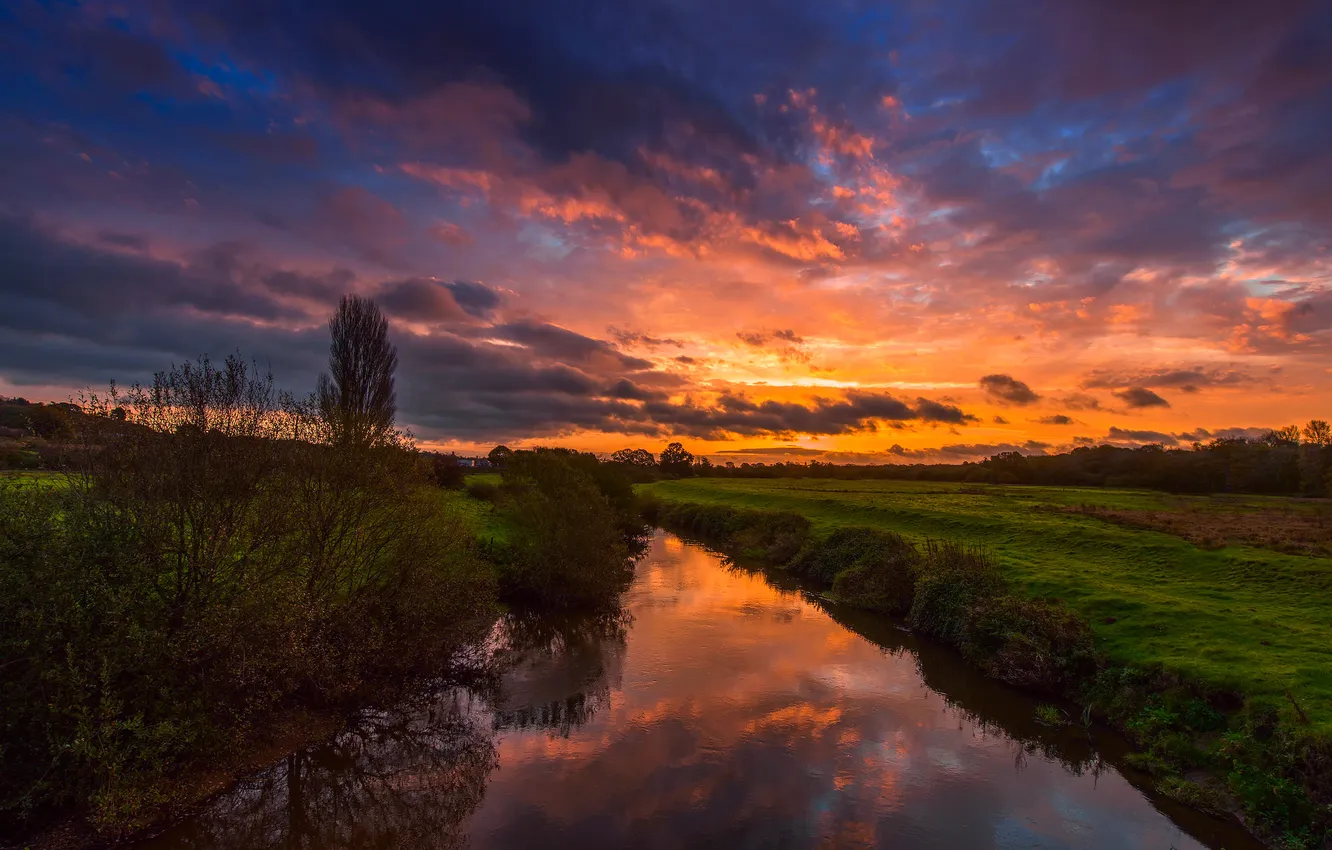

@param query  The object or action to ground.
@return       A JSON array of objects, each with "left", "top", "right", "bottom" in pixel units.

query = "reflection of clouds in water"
[{"left": 467, "top": 533, "right": 1219, "bottom": 850}]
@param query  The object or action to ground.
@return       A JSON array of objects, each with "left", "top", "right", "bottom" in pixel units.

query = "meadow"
[{"left": 644, "top": 477, "right": 1332, "bottom": 733}]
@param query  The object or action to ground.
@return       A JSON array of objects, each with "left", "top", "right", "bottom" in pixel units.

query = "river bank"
[{"left": 642, "top": 485, "right": 1332, "bottom": 848}]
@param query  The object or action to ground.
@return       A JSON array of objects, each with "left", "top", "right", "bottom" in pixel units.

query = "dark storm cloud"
[
  {"left": 150, "top": 0, "right": 861, "bottom": 167},
  {"left": 1112, "top": 387, "right": 1171, "bottom": 408},
  {"left": 714, "top": 447, "right": 827, "bottom": 457},
  {"left": 607, "top": 327, "right": 685, "bottom": 348},
  {"left": 377, "top": 278, "right": 473, "bottom": 323},
  {"left": 1082, "top": 367, "right": 1252, "bottom": 390},
  {"left": 978, "top": 374, "right": 1040, "bottom": 405},
  {"left": 1060, "top": 393, "right": 1102, "bottom": 411},
  {"left": 1175, "top": 426, "right": 1272, "bottom": 443},
  {"left": 97, "top": 231, "right": 150, "bottom": 251},
  {"left": 0, "top": 216, "right": 301, "bottom": 327},
  {"left": 1106, "top": 427, "right": 1178, "bottom": 446},
  {"left": 639, "top": 392, "right": 975, "bottom": 440},
  {"left": 490, "top": 321, "right": 653, "bottom": 370},
  {"left": 444, "top": 281, "right": 504, "bottom": 319},
  {"left": 738, "top": 329, "right": 804, "bottom": 347}
]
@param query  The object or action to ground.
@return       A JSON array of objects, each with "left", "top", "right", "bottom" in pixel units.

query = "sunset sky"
[{"left": 2, "top": 1, "right": 1329, "bottom": 461}]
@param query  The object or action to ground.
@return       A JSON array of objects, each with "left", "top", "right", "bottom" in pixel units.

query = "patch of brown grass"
[{"left": 1069, "top": 501, "right": 1332, "bottom": 557}]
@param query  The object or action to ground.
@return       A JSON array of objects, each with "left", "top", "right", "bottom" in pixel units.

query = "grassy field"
[
  {"left": 428, "top": 473, "right": 514, "bottom": 545},
  {"left": 0, "top": 469, "right": 68, "bottom": 487},
  {"left": 645, "top": 478, "right": 1332, "bottom": 732}
]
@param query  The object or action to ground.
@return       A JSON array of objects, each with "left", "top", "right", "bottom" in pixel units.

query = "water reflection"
[
  {"left": 143, "top": 690, "right": 496, "bottom": 849},
  {"left": 143, "top": 532, "right": 1258, "bottom": 850},
  {"left": 490, "top": 607, "right": 631, "bottom": 737}
]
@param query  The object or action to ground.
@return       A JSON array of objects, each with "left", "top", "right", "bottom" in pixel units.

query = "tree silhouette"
[
  {"left": 1304, "top": 419, "right": 1332, "bottom": 446},
  {"left": 317, "top": 295, "right": 398, "bottom": 448},
  {"left": 611, "top": 448, "right": 656, "bottom": 467},
  {"left": 659, "top": 442, "right": 694, "bottom": 477}
]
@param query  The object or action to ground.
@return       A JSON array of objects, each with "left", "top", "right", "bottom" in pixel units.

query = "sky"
[{"left": 1, "top": 1, "right": 1330, "bottom": 462}]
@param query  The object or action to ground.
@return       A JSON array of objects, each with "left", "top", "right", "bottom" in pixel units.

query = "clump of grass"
[
  {"left": 815, "top": 530, "right": 921, "bottom": 615},
  {"left": 1034, "top": 705, "right": 1067, "bottom": 726},
  {"left": 656, "top": 501, "right": 811, "bottom": 563},
  {"left": 907, "top": 541, "right": 1005, "bottom": 645},
  {"left": 963, "top": 596, "right": 1098, "bottom": 690}
]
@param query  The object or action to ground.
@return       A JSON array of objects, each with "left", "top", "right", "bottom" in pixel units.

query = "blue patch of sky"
[
  {"left": 517, "top": 224, "right": 574, "bottom": 260},
  {"left": 175, "top": 53, "right": 286, "bottom": 102}
]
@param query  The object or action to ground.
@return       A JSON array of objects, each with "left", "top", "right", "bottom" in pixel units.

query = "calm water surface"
[{"left": 140, "top": 532, "right": 1258, "bottom": 849}]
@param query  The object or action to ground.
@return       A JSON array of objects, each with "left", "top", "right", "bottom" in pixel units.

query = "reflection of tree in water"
[
  {"left": 145, "top": 603, "right": 633, "bottom": 849},
  {"left": 153, "top": 690, "right": 496, "bottom": 850},
  {"left": 489, "top": 605, "right": 631, "bottom": 738}
]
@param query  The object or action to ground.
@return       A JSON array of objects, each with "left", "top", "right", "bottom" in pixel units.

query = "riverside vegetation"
[
  {"left": 0, "top": 297, "right": 644, "bottom": 843},
  {"left": 643, "top": 478, "right": 1332, "bottom": 848}
]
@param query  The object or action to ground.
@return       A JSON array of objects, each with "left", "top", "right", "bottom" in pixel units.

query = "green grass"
[
  {"left": 427, "top": 481, "right": 515, "bottom": 545},
  {"left": 644, "top": 478, "right": 1332, "bottom": 732},
  {"left": 0, "top": 470, "right": 68, "bottom": 488}
]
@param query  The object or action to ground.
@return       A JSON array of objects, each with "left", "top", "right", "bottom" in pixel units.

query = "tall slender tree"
[{"left": 318, "top": 295, "right": 398, "bottom": 447}]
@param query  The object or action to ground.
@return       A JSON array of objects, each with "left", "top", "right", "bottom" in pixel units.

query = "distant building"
[{"left": 455, "top": 457, "right": 492, "bottom": 469}]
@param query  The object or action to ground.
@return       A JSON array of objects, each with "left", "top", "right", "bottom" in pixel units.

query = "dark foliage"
[
  {"left": 655, "top": 501, "right": 811, "bottom": 563},
  {"left": 607, "top": 447, "right": 661, "bottom": 483},
  {"left": 822, "top": 529, "right": 919, "bottom": 615},
  {"left": 792, "top": 527, "right": 913, "bottom": 586},
  {"left": 498, "top": 449, "right": 642, "bottom": 608},
  {"left": 317, "top": 294, "right": 399, "bottom": 449},
  {"left": 486, "top": 445, "right": 512, "bottom": 468},
  {"left": 658, "top": 441, "right": 694, "bottom": 478},
  {"left": 906, "top": 542, "right": 1007, "bottom": 646},
  {"left": 962, "top": 596, "right": 1097, "bottom": 690},
  {"left": 429, "top": 453, "right": 466, "bottom": 489}
]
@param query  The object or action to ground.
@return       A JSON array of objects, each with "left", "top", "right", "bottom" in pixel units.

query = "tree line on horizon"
[
  {"left": 5, "top": 367, "right": 1331, "bottom": 498},
  {"left": 590, "top": 421, "right": 1332, "bottom": 497}
]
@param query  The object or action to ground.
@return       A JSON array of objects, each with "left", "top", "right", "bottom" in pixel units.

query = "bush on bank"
[
  {"left": 498, "top": 448, "right": 643, "bottom": 607},
  {"left": 649, "top": 496, "right": 1331, "bottom": 848}
]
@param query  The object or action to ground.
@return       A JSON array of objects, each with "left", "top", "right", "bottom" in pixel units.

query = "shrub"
[
  {"left": 656, "top": 502, "right": 810, "bottom": 563},
  {"left": 466, "top": 478, "right": 500, "bottom": 502},
  {"left": 824, "top": 530, "right": 920, "bottom": 615},
  {"left": 962, "top": 596, "right": 1097, "bottom": 691},
  {"left": 907, "top": 541, "right": 1005, "bottom": 644},
  {"left": 501, "top": 451, "right": 633, "bottom": 608},
  {"left": 790, "top": 526, "right": 907, "bottom": 577},
  {"left": 430, "top": 454, "right": 466, "bottom": 489}
]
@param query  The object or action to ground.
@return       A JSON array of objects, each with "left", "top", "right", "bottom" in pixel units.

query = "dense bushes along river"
[
  {"left": 0, "top": 361, "right": 643, "bottom": 841},
  {"left": 644, "top": 496, "right": 1332, "bottom": 849}
]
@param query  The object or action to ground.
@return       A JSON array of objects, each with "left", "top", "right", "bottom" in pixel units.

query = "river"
[{"left": 137, "top": 531, "right": 1258, "bottom": 849}]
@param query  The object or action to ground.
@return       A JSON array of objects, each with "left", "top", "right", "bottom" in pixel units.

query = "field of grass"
[
  {"left": 0, "top": 469, "right": 67, "bottom": 487},
  {"left": 645, "top": 478, "right": 1332, "bottom": 732},
  {"left": 430, "top": 473, "right": 514, "bottom": 545}
]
